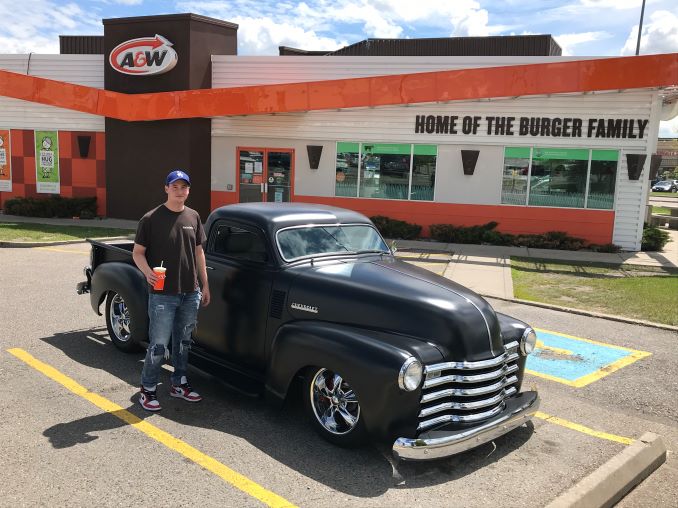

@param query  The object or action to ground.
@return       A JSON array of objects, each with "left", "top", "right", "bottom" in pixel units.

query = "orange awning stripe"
[{"left": 0, "top": 53, "right": 676, "bottom": 121}]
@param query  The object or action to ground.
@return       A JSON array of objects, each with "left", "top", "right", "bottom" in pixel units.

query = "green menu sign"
[{"left": 35, "top": 130, "right": 60, "bottom": 193}]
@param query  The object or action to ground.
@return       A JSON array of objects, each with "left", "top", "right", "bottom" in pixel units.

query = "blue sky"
[{"left": 0, "top": 0, "right": 676, "bottom": 134}]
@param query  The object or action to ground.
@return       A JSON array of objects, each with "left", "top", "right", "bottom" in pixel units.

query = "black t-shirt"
[{"left": 134, "top": 205, "right": 206, "bottom": 294}]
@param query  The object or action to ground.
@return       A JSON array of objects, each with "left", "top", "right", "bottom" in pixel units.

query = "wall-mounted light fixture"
[
  {"left": 649, "top": 154, "right": 663, "bottom": 179},
  {"left": 307, "top": 145, "right": 323, "bottom": 170},
  {"left": 461, "top": 150, "right": 480, "bottom": 175},
  {"left": 77, "top": 135, "right": 91, "bottom": 158},
  {"left": 626, "top": 153, "right": 646, "bottom": 181}
]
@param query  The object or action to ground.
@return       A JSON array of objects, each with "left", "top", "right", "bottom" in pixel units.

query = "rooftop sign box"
[{"left": 109, "top": 34, "right": 178, "bottom": 76}]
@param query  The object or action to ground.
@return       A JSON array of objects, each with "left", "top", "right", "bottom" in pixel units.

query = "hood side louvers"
[{"left": 270, "top": 290, "right": 286, "bottom": 319}]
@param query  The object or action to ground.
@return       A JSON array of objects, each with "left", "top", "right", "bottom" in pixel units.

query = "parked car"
[
  {"left": 651, "top": 180, "right": 678, "bottom": 192},
  {"left": 76, "top": 203, "right": 540, "bottom": 461}
]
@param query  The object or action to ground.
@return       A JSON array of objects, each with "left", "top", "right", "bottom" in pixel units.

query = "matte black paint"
[{"left": 83, "top": 203, "right": 533, "bottom": 442}]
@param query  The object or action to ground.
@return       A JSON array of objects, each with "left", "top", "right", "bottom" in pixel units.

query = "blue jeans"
[{"left": 141, "top": 290, "right": 201, "bottom": 389}]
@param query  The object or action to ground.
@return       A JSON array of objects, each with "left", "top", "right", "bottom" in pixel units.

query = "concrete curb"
[
  {"left": 545, "top": 432, "right": 667, "bottom": 508},
  {"left": 0, "top": 236, "right": 133, "bottom": 248},
  {"left": 484, "top": 294, "right": 678, "bottom": 332}
]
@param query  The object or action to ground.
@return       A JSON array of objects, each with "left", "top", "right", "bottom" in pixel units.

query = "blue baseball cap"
[{"left": 166, "top": 170, "right": 191, "bottom": 186}]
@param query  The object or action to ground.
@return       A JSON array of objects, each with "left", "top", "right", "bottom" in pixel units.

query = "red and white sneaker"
[
  {"left": 139, "top": 386, "right": 161, "bottom": 412},
  {"left": 169, "top": 381, "right": 202, "bottom": 402}
]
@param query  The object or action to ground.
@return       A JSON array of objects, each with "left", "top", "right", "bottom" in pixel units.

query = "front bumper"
[{"left": 392, "top": 390, "right": 540, "bottom": 461}]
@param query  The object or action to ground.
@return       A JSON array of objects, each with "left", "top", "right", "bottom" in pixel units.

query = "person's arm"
[
  {"left": 195, "top": 244, "right": 211, "bottom": 306},
  {"left": 132, "top": 243, "right": 158, "bottom": 286}
]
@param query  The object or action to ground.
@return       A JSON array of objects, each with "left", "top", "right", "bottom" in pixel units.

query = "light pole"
[{"left": 635, "top": 0, "right": 646, "bottom": 55}]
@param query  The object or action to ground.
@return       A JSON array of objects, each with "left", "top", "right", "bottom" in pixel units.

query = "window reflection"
[
  {"left": 335, "top": 143, "right": 359, "bottom": 197},
  {"left": 277, "top": 225, "right": 388, "bottom": 261},
  {"left": 501, "top": 147, "right": 618, "bottom": 209},
  {"left": 334, "top": 143, "right": 436, "bottom": 201}
]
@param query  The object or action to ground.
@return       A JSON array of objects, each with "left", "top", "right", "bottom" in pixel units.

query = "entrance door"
[{"left": 238, "top": 148, "right": 294, "bottom": 203}]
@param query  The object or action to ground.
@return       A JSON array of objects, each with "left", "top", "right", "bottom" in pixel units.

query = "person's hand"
[
  {"left": 201, "top": 287, "right": 211, "bottom": 307},
  {"left": 145, "top": 269, "right": 159, "bottom": 286}
]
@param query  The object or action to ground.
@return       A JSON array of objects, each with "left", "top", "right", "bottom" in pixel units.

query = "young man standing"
[{"left": 132, "top": 170, "right": 211, "bottom": 411}]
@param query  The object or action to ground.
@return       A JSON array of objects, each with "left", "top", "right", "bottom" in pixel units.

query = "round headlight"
[
  {"left": 398, "top": 357, "right": 423, "bottom": 391},
  {"left": 521, "top": 328, "right": 537, "bottom": 356}
]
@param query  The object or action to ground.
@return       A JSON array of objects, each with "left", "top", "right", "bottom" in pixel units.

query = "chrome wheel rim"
[
  {"left": 109, "top": 293, "right": 131, "bottom": 342},
  {"left": 310, "top": 368, "right": 360, "bottom": 435}
]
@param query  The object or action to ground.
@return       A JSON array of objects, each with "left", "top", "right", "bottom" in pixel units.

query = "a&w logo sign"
[{"left": 109, "top": 35, "right": 178, "bottom": 76}]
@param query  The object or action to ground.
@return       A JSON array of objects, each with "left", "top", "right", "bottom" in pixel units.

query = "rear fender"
[{"left": 266, "top": 321, "right": 442, "bottom": 439}]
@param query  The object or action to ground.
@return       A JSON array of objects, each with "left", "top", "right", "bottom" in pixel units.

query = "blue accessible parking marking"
[{"left": 525, "top": 328, "right": 651, "bottom": 387}]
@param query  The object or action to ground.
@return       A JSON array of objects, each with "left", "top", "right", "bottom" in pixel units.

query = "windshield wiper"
[{"left": 320, "top": 227, "right": 351, "bottom": 252}]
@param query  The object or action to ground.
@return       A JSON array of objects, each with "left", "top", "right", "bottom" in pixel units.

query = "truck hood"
[{"left": 286, "top": 256, "right": 503, "bottom": 361}]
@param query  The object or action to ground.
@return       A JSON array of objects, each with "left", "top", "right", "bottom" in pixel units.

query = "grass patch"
[
  {"left": 511, "top": 257, "right": 678, "bottom": 326},
  {"left": 651, "top": 191, "right": 678, "bottom": 199},
  {"left": 652, "top": 206, "right": 671, "bottom": 215},
  {"left": 0, "top": 223, "right": 134, "bottom": 242}
]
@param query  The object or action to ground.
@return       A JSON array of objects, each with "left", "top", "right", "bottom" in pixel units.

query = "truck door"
[{"left": 194, "top": 220, "right": 274, "bottom": 372}]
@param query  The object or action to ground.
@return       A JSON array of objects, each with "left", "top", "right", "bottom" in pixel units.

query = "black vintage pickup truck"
[{"left": 77, "top": 203, "right": 539, "bottom": 460}]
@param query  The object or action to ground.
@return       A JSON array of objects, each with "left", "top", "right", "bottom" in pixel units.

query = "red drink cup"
[{"left": 153, "top": 266, "right": 166, "bottom": 291}]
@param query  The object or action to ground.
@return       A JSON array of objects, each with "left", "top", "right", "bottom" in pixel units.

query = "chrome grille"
[{"left": 418, "top": 341, "right": 520, "bottom": 432}]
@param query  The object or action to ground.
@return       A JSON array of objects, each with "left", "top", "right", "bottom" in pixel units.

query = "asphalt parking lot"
[{"left": 1, "top": 243, "right": 676, "bottom": 507}]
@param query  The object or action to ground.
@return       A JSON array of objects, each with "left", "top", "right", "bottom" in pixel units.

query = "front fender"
[
  {"left": 90, "top": 263, "right": 149, "bottom": 340},
  {"left": 497, "top": 312, "right": 531, "bottom": 390},
  {"left": 266, "top": 321, "right": 443, "bottom": 440}
]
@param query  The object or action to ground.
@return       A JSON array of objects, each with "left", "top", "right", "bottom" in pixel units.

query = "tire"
[
  {"left": 303, "top": 367, "right": 368, "bottom": 447},
  {"left": 105, "top": 291, "right": 143, "bottom": 353}
]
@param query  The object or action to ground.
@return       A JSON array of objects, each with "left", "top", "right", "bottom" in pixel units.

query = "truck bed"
[{"left": 89, "top": 239, "right": 135, "bottom": 269}]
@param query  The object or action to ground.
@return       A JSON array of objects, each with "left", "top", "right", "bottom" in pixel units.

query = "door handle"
[
  {"left": 265, "top": 183, "right": 268, "bottom": 192},
  {"left": 260, "top": 183, "right": 264, "bottom": 193},
  {"left": 206, "top": 266, "right": 215, "bottom": 270}
]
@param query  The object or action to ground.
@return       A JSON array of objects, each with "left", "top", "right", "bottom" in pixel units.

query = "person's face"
[{"left": 165, "top": 180, "right": 190, "bottom": 202}]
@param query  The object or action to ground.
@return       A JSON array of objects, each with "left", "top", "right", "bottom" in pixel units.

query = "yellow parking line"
[
  {"left": 7, "top": 348, "right": 297, "bottom": 508},
  {"left": 36, "top": 246, "right": 88, "bottom": 255},
  {"left": 530, "top": 328, "right": 652, "bottom": 387},
  {"left": 525, "top": 370, "right": 580, "bottom": 387},
  {"left": 535, "top": 411, "right": 634, "bottom": 445},
  {"left": 535, "top": 339, "right": 573, "bottom": 356},
  {"left": 534, "top": 327, "right": 650, "bottom": 353},
  {"left": 568, "top": 351, "right": 652, "bottom": 387}
]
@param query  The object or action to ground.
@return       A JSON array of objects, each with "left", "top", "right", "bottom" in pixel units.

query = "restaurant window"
[
  {"left": 334, "top": 142, "right": 436, "bottom": 201},
  {"left": 501, "top": 146, "right": 619, "bottom": 210},
  {"left": 411, "top": 145, "right": 437, "bottom": 201},
  {"left": 335, "top": 142, "right": 359, "bottom": 197},
  {"left": 587, "top": 150, "right": 618, "bottom": 210},
  {"left": 529, "top": 148, "right": 588, "bottom": 208},
  {"left": 501, "top": 147, "right": 531, "bottom": 205}
]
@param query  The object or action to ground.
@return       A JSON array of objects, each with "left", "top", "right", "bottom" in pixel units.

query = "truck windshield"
[{"left": 276, "top": 224, "right": 389, "bottom": 262}]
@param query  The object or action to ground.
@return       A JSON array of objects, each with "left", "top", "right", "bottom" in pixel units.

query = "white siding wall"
[
  {"left": 212, "top": 55, "right": 600, "bottom": 88},
  {"left": 612, "top": 95, "right": 662, "bottom": 249},
  {"left": 0, "top": 54, "right": 105, "bottom": 131},
  {"left": 212, "top": 89, "right": 658, "bottom": 250}
]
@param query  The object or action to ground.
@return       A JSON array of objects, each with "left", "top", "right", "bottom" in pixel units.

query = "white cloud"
[
  {"left": 621, "top": 10, "right": 678, "bottom": 55},
  {"left": 180, "top": 0, "right": 504, "bottom": 49},
  {"left": 0, "top": 0, "right": 101, "bottom": 53},
  {"left": 579, "top": 0, "right": 643, "bottom": 9},
  {"left": 659, "top": 118, "right": 678, "bottom": 138},
  {"left": 554, "top": 31, "right": 611, "bottom": 56},
  {"left": 232, "top": 16, "right": 346, "bottom": 55}
]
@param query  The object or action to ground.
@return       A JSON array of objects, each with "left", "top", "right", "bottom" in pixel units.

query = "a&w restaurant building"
[{"left": 0, "top": 13, "right": 676, "bottom": 250}]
